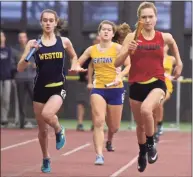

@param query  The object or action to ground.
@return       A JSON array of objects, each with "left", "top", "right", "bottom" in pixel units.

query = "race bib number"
[{"left": 60, "top": 89, "right": 67, "bottom": 99}]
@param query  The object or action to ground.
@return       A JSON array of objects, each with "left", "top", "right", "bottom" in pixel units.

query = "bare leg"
[
  {"left": 33, "top": 102, "right": 50, "bottom": 159},
  {"left": 90, "top": 94, "right": 106, "bottom": 156},
  {"left": 106, "top": 104, "right": 123, "bottom": 141},
  {"left": 105, "top": 104, "right": 123, "bottom": 151},
  {"left": 41, "top": 95, "right": 63, "bottom": 133}
]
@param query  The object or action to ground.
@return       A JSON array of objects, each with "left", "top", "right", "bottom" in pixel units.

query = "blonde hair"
[
  {"left": 137, "top": 2, "right": 157, "bottom": 18},
  {"left": 98, "top": 20, "right": 117, "bottom": 34}
]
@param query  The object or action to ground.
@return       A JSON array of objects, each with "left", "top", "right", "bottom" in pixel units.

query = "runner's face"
[{"left": 41, "top": 12, "right": 57, "bottom": 33}]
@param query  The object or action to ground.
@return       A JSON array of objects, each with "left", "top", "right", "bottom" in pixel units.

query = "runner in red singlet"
[{"left": 115, "top": 1, "right": 183, "bottom": 173}]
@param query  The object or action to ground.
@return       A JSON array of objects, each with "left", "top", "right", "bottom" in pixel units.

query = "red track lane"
[
  {"left": 1, "top": 129, "right": 191, "bottom": 177},
  {"left": 1, "top": 128, "right": 38, "bottom": 147},
  {"left": 21, "top": 131, "right": 138, "bottom": 177},
  {"left": 1, "top": 130, "right": 92, "bottom": 177},
  {"left": 119, "top": 132, "right": 191, "bottom": 177}
]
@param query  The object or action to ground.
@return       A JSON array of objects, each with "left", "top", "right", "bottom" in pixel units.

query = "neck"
[
  {"left": 99, "top": 40, "right": 112, "bottom": 48},
  {"left": 42, "top": 32, "right": 55, "bottom": 40},
  {"left": 1, "top": 43, "right": 5, "bottom": 48},
  {"left": 142, "top": 29, "right": 155, "bottom": 37}
]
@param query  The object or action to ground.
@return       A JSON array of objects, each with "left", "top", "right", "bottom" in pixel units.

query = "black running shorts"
[
  {"left": 33, "top": 84, "right": 67, "bottom": 104},
  {"left": 129, "top": 79, "right": 167, "bottom": 102}
]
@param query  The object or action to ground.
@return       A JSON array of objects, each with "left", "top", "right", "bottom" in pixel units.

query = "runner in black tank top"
[
  {"left": 33, "top": 36, "right": 66, "bottom": 103},
  {"left": 17, "top": 9, "right": 80, "bottom": 173}
]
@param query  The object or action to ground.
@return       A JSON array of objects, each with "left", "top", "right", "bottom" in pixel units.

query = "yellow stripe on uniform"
[
  {"left": 45, "top": 81, "right": 63, "bottom": 87},
  {"left": 138, "top": 77, "right": 158, "bottom": 84},
  {"left": 66, "top": 76, "right": 79, "bottom": 80}
]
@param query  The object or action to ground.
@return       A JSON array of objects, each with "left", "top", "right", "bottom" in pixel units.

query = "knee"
[
  {"left": 136, "top": 124, "right": 145, "bottom": 133},
  {"left": 41, "top": 109, "right": 54, "bottom": 122},
  {"left": 108, "top": 125, "right": 119, "bottom": 134},
  {"left": 110, "top": 128, "right": 119, "bottom": 134},
  {"left": 94, "top": 118, "right": 105, "bottom": 128},
  {"left": 38, "top": 128, "right": 48, "bottom": 139},
  {"left": 140, "top": 105, "right": 152, "bottom": 118}
]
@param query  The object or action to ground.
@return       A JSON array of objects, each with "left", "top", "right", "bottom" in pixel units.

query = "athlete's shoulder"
[
  {"left": 61, "top": 37, "right": 73, "bottom": 49},
  {"left": 81, "top": 46, "right": 93, "bottom": 56},
  {"left": 61, "top": 37, "right": 70, "bottom": 44},
  {"left": 114, "top": 42, "right": 122, "bottom": 51},
  {"left": 162, "top": 32, "right": 176, "bottom": 46},
  {"left": 113, "top": 42, "right": 121, "bottom": 47},
  {"left": 86, "top": 46, "right": 93, "bottom": 52},
  {"left": 91, "top": 44, "right": 97, "bottom": 48},
  {"left": 161, "top": 32, "right": 173, "bottom": 40},
  {"left": 90, "top": 44, "right": 97, "bottom": 51}
]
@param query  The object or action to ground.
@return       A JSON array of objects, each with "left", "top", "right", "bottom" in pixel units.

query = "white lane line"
[
  {"left": 110, "top": 155, "right": 138, "bottom": 177},
  {"left": 1, "top": 130, "right": 130, "bottom": 152},
  {"left": 110, "top": 140, "right": 174, "bottom": 177},
  {"left": 62, "top": 143, "right": 91, "bottom": 156},
  {"left": 6, "top": 142, "right": 91, "bottom": 177},
  {"left": 1, "top": 138, "right": 38, "bottom": 151},
  {"left": 1, "top": 134, "right": 58, "bottom": 152}
]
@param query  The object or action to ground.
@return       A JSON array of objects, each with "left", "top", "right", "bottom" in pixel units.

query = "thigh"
[
  {"left": 42, "top": 85, "right": 65, "bottom": 115},
  {"left": 142, "top": 88, "right": 165, "bottom": 111},
  {"left": 129, "top": 98, "right": 143, "bottom": 125},
  {"left": 33, "top": 101, "right": 48, "bottom": 130},
  {"left": 163, "top": 91, "right": 171, "bottom": 103},
  {"left": 42, "top": 95, "right": 63, "bottom": 116},
  {"left": 142, "top": 79, "right": 167, "bottom": 109},
  {"left": 106, "top": 104, "right": 123, "bottom": 128},
  {"left": 90, "top": 93, "right": 106, "bottom": 123}
]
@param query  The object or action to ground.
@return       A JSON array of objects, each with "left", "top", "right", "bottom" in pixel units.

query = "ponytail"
[
  {"left": 55, "top": 18, "right": 67, "bottom": 36},
  {"left": 113, "top": 23, "right": 132, "bottom": 44}
]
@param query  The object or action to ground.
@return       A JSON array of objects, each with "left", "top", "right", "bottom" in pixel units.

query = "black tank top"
[{"left": 33, "top": 36, "right": 65, "bottom": 87}]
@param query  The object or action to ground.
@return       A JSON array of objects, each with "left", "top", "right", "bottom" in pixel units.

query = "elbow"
[
  {"left": 17, "top": 64, "right": 24, "bottom": 72},
  {"left": 114, "top": 61, "right": 119, "bottom": 68},
  {"left": 17, "top": 66, "right": 22, "bottom": 72},
  {"left": 115, "top": 58, "right": 122, "bottom": 68}
]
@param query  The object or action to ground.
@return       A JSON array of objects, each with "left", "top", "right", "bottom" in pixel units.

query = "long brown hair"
[
  {"left": 40, "top": 9, "right": 67, "bottom": 35},
  {"left": 113, "top": 23, "right": 132, "bottom": 44}
]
